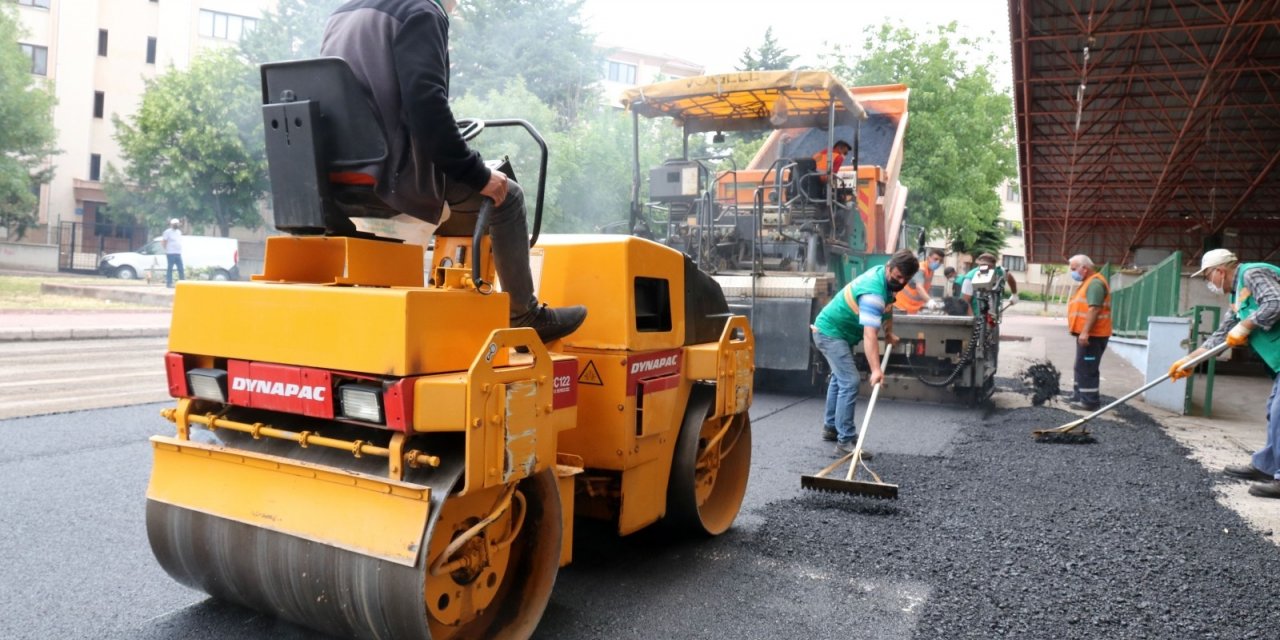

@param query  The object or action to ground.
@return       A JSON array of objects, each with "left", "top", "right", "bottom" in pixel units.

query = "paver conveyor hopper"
[{"left": 145, "top": 57, "right": 755, "bottom": 639}]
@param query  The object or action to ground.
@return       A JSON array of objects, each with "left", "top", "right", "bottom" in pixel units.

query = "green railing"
[
  {"left": 1178, "top": 305, "right": 1220, "bottom": 417},
  {"left": 1109, "top": 251, "right": 1182, "bottom": 338}
]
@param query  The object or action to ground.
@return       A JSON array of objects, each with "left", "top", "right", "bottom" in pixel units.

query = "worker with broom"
[
  {"left": 813, "top": 249, "right": 918, "bottom": 456},
  {"left": 1170, "top": 249, "right": 1280, "bottom": 499}
]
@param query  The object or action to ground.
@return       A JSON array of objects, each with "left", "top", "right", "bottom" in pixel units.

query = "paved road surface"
[{"left": 0, "top": 337, "right": 169, "bottom": 420}]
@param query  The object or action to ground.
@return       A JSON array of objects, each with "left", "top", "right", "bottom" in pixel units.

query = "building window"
[
  {"left": 93, "top": 91, "right": 105, "bottom": 118},
  {"left": 198, "top": 9, "right": 258, "bottom": 42},
  {"left": 89, "top": 154, "right": 102, "bottom": 181},
  {"left": 1003, "top": 255, "right": 1026, "bottom": 272},
  {"left": 19, "top": 43, "right": 48, "bottom": 76},
  {"left": 607, "top": 61, "right": 637, "bottom": 84},
  {"left": 146, "top": 37, "right": 157, "bottom": 64},
  {"left": 98, "top": 29, "right": 109, "bottom": 56},
  {"left": 1005, "top": 182, "right": 1020, "bottom": 202},
  {"left": 17, "top": 0, "right": 51, "bottom": 8}
]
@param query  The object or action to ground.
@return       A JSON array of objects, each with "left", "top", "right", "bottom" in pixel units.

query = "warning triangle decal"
[{"left": 577, "top": 360, "right": 604, "bottom": 386}]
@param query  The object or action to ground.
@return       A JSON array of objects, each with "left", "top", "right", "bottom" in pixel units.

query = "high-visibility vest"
[
  {"left": 813, "top": 149, "right": 845, "bottom": 183},
  {"left": 1067, "top": 271, "right": 1112, "bottom": 337},
  {"left": 1231, "top": 263, "right": 1280, "bottom": 370},
  {"left": 893, "top": 282, "right": 928, "bottom": 314}
]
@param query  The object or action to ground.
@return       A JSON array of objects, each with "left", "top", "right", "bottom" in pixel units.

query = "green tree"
[
  {"left": 239, "top": 0, "right": 344, "bottom": 64},
  {"left": 737, "top": 27, "right": 799, "bottom": 71},
  {"left": 0, "top": 5, "right": 58, "bottom": 240},
  {"left": 826, "top": 22, "right": 1015, "bottom": 250},
  {"left": 106, "top": 49, "right": 267, "bottom": 237},
  {"left": 451, "top": 0, "right": 602, "bottom": 126}
]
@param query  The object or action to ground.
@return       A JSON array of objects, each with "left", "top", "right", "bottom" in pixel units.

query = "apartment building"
[
  {"left": 599, "top": 43, "right": 703, "bottom": 107},
  {"left": 12, "top": 0, "right": 273, "bottom": 261}
]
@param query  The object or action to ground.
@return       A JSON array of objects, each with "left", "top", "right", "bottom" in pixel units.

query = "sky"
[{"left": 578, "top": 0, "right": 1014, "bottom": 84}]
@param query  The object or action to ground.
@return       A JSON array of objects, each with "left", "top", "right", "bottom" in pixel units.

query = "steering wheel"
[{"left": 455, "top": 118, "right": 485, "bottom": 142}]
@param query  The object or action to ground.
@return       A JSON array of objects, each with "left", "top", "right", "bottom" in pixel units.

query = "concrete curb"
[
  {"left": 0, "top": 327, "right": 169, "bottom": 342},
  {"left": 40, "top": 282, "right": 174, "bottom": 307}
]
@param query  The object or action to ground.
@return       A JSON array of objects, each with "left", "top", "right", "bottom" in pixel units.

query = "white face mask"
[{"left": 1206, "top": 269, "right": 1226, "bottom": 295}]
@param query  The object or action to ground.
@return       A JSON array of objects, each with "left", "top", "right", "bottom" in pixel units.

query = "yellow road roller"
[{"left": 145, "top": 57, "right": 754, "bottom": 639}]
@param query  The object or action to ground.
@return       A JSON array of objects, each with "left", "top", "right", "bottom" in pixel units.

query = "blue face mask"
[
  {"left": 928, "top": 259, "right": 941, "bottom": 270},
  {"left": 1070, "top": 270, "right": 1084, "bottom": 282}
]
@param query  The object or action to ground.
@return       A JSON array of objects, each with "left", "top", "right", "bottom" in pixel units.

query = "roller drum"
[{"left": 147, "top": 429, "right": 562, "bottom": 640}]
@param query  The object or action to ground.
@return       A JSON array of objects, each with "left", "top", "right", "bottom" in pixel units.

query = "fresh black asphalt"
[{"left": 1, "top": 389, "right": 1276, "bottom": 639}]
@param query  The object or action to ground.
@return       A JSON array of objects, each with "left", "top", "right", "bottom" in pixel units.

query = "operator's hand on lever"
[
  {"left": 885, "top": 332, "right": 901, "bottom": 346},
  {"left": 479, "top": 170, "right": 509, "bottom": 205},
  {"left": 1008, "top": 293, "right": 1019, "bottom": 305},
  {"left": 1226, "top": 321, "right": 1254, "bottom": 348},
  {"left": 868, "top": 368, "right": 884, "bottom": 387}
]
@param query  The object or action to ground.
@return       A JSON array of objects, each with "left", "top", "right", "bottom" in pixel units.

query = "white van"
[{"left": 99, "top": 235, "right": 240, "bottom": 281}]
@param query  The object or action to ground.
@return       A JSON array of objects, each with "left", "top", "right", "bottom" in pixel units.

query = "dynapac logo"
[
  {"left": 230, "top": 377, "right": 326, "bottom": 401},
  {"left": 630, "top": 355, "right": 679, "bottom": 375},
  {"left": 227, "top": 360, "right": 335, "bottom": 419},
  {"left": 625, "top": 350, "right": 682, "bottom": 396}
]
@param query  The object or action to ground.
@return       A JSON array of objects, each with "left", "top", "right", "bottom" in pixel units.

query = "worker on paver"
[
  {"left": 894, "top": 248, "right": 944, "bottom": 314},
  {"left": 813, "top": 139, "right": 851, "bottom": 185},
  {"left": 812, "top": 249, "right": 918, "bottom": 457},
  {"left": 1170, "top": 249, "right": 1280, "bottom": 498},
  {"left": 961, "top": 253, "right": 1019, "bottom": 313},
  {"left": 1064, "top": 254, "right": 1112, "bottom": 411}
]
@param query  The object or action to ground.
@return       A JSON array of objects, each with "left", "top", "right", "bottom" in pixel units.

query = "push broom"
[{"left": 1033, "top": 340, "right": 1231, "bottom": 441}]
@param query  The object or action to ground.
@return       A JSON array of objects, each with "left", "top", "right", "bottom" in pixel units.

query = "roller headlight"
[
  {"left": 187, "top": 368, "right": 228, "bottom": 403},
  {"left": 339, "top": 384, "right": 384, "bottom": 423}
]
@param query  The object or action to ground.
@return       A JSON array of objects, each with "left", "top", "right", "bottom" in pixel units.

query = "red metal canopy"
[{"left": 1010, "top": 0, "right": 1280, "bottom": 266}]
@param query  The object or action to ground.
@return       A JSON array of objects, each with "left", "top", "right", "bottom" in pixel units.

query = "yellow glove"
[
  {"left": 1226, "top": 323, "right": 1252, "bottom": 348},
  {"left": 1169, "top": 356, "right": 1194, "bottom": 380}
]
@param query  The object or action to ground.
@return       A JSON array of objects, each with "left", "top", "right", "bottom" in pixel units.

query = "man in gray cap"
[{"left": 1170, "top": 249, "right": 1280, "bottom": 498}]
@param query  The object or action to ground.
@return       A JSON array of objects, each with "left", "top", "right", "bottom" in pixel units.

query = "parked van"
[{"left": 99, "top": 236, "right": 240, "bottom": 281}]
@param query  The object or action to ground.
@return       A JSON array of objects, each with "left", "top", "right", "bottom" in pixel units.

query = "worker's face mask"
[
  {"left": 1206, "top": 269, "right": 1224, "bottom": 295},
  {"left": 1070, "top": 268, "right": 1084, "bottom": 282},
  {"left": 928, "top": 258, "right": 941, "bottom": 270},
  {"left": 886, "top": 269, "right": 907, "bottom": 293}
]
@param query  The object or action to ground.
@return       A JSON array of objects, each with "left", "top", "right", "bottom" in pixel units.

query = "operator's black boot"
[{"left": 519, "top": 304, "right": 587, "bottom": 343}]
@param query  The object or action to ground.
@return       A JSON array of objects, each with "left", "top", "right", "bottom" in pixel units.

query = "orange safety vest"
[
  {"left": 813, "top": 149, "right": 845, "bottom": 183},
  {"left": 1067, "top": 271, "right": 1112, "bottom": 337},
  {"left": 893, "top": 281, "right": 928, "bottom": 314}
]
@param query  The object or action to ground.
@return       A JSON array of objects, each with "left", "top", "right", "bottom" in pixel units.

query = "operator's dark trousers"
[{"left": 1073, "top": 335, "right": 1109, "bottom": 407}]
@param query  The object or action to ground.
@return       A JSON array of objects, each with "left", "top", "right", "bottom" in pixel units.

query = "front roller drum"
[{"left": 147, "top": 465, "right": 562, "bottom": 640}]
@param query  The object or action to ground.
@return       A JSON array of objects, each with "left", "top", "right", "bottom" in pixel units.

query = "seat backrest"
[
  {"left": 261, "top": 57, "right": 387, "bottom": 170},
  {"left": 260, "top": 57, "right": 392, "bottom": 234}
]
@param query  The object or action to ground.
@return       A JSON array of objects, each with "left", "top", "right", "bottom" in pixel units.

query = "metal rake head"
[{"left": 800, "top": 475, "right": 900, "bottom": 499}]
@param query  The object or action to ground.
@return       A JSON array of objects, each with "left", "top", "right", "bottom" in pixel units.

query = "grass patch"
[{"left": 0, "top": 276, "right": 164, "bottom": 311}]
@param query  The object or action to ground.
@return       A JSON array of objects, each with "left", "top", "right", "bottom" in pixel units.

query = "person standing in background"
[
  {"left": 1064, "top": 254, "right": 1111, "bottom": 411},
  {"left": 162, "top": 218, "right": 184, "bottom": 288}
]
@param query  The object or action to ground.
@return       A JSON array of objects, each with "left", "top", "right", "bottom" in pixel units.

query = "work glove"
[
  {"left": 1226, "top": 323, "right": 1252, "bottom": 348},
  {"left": 1008, "top": 294, "right": 1019, "bottom": 305},
  {"left": 1168, "top": 356, "right": 1194, "bottom": 380}
]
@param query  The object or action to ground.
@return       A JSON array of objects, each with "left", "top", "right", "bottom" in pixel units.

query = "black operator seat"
[{"left": 260, "top": 57, "right": 395, "bottom": 236}]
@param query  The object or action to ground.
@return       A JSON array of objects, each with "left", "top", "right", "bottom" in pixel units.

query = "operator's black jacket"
[{"left": 322, "top": 0, "right": 491, "bottom": 223}]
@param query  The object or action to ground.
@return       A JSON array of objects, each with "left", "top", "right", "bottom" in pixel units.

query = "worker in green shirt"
[{"left": 812, "top": 249, "right": 919, "bottom": 457}]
